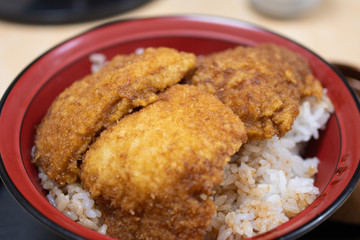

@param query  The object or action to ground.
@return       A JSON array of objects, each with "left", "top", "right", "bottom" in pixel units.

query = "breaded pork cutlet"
[
  {"left": 80, "top": 84, "right": 247, "bottom": 240},
  {"left": 33, "top": 48, "right": 196, "bottom": 185},
  {"left": 189, "top": 43, "right": 323, "bottom": 140}
]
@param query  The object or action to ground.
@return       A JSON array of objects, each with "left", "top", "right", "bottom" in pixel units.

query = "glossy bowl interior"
[{"left": 1, "top": 15, "right": 360, "bottom": 240}]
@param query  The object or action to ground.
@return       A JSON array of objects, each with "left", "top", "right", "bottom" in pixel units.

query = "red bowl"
[{"left": 0, "top": 15, "right": 359, "bottom": 240}]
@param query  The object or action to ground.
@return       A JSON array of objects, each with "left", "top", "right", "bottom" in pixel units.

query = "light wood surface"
[
  {"left": 1, "top": 0, "right": 360, "bottom": 96},
  {"left": 0, "top": 0, "right": 359, "bottom": 223}
]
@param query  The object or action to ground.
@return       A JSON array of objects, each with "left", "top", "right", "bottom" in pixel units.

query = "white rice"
[
  {"left": 89, "top": 53, "right": 108, "bottom": 73},
  {"left": 205, "top": 94, "right": 333, "bottom": 240},
  {"left": 37, "top": 53, "right": 334, "bottom": 239},
  {"left": 38, "top": 168, "right": 107, "bottom": 235}
]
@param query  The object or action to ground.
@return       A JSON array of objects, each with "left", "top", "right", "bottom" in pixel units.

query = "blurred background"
[
  {"left": 0, "top": 0, "right": 359, "bottom": 239},
  {"left": 1, "top": 0, "right": 360, "bottom": 97}
]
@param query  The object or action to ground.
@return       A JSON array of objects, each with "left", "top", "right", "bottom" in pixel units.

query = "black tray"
[{"left": 0, "top": 0, "right": 151, "bottom": 25}]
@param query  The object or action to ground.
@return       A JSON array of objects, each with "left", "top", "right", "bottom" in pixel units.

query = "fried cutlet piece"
[
  {"left": 80, "top": 84, "right": 247, "bottom": 240},
  {"left": 189, "top": 43, "right": 323, "bottom": 140},
  {"left": 33, "top": 48, "right": 196, "bottom": 185}
]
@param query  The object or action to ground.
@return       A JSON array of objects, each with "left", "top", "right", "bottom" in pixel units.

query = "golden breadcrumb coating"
[
  {"left": 33, "top": 48, "right": 196, "bottom": 185},
  {"left": 81, "top": 84, "right": 247, "bottom": 240},
  {"left": 189, "top": 43, "right": 323, "bottom": 140}
]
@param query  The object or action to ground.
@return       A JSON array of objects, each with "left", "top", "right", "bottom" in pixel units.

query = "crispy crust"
[
  {"left": 189, "top": 43, "right": 323, "bottom": 140},
  {"left": 33, "top": 48, "right": 196, "bottom": 185},
  {"left": 81, "top": 84, "right": 247, "bottom": 240}
]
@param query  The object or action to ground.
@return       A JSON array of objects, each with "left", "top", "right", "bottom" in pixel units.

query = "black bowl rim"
[{"left": 0, "top": 14, "right": 360, "bottom": 240}]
